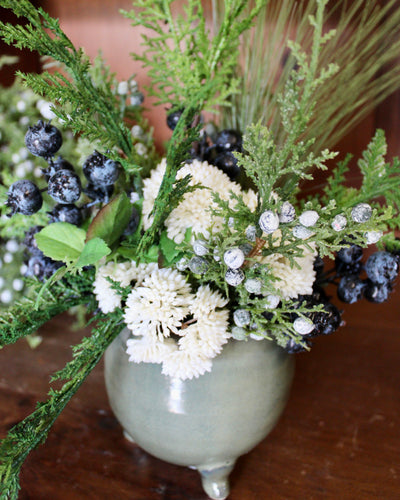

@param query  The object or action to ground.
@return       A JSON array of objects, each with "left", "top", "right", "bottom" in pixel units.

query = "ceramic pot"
[{"left": 104, "top": 328, "right": 295, "bottom": 499}]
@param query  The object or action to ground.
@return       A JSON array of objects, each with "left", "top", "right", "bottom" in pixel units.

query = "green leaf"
[
  {"left": 75, "top": 238, "right": 111, "bottom": 269},
  {"left": 35, "top": 223, "right": 86, "bottom": 264},
  {"left": 160, "top": 231, "right": 180, "bottom": 264},
  {"left": 86, "top": 192, "right": 132, "bottom": 247}
]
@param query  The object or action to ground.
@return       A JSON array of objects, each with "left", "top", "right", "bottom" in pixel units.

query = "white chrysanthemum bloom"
[
  {"left": 124, "top": 266, "right": 230, "bottom": 380},
  {"left": 93, "top": 261, "right": 159, "bottom": 313},
  {"left": 124, "top": 267, "right": 192, "bottom": 338},
  {"left": 260, "top": 245, "right": 317, "bottom": 299},
  {"left": 142, "top": 159, "right": 257, "bottom": 243}
]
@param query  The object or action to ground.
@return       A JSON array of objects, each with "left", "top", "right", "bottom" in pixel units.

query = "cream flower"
[
  {"left": 123, "top": 264, "right": 230, "bottom": 380},
  {"left": 142, "top": 159, "right": 257, "bottom": 243}
]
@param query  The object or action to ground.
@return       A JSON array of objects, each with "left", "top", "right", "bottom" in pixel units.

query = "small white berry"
[
  {"left": 279, "top": 201, "right": 296, "bottom": 223},
  {"left": 0, "top": 277, "right": 4, "bottom": 288},
  {"left": 16, "top": 100, "right": 27, "bottom": 112},
  {"left": 12, "top": 278, "right": 24, "bottom": 292},
  {"left": 193, "top": 239, "right": 208, "bottom": 256},
  {"left": 224, "top": 248, "right": 245, "bottom": 269},
  {"left": 117, "top": 81, "right": 129, "bottom": 95},
  {"left": 0, "top": 290, "right": 13, "bottom": 304},
  {"left": 131, "top": 125, "right": 144, "bottom": 138},
  {"left": 364, "top": 230, "right": 383, "bottom": 245},
  {"left": 225, "top": 268, "right": 245, "bottom": 286},
  {"left": 259, "top": 210, "right": 279, "bottom": 234},
  {"left": 244, "top": 278, "right": 263, "bottom": 294},
  {"left": 176, "top": 257, "right": 188, "bottom": 271},
  {"left": 245, "top": 225, "right": 256, "bottom": 242},
  {"left": 135, "top": 143, "right": 147, "bottom": 156},
  {"left": 233, "top": 309, "right": 251, "bottom": 327},
  {"left": 293, "top": 317, "right": 314, "bottom": 335},
  {"left": 213, "top": 247, "right": 221, "bottom": 262},
  {"left": 231, "top": 326, "right": 247, "bottom": 340},
  {"left": 351, "top": 203, "right": 372, "bottom": 223},
  {"left": 3, "top": 252, "right": 13, "bottom": 264},
  {"left": 6, "top": 239, "right": 19, "bottom": 253},
  {"left": 331, "top": 214, "right": 347, "bottom": 231},
  {"left": 188, "top": 256, "right": 209, "bottom": 274},
  {"left": 299, "top": 210, "right": 319, "bottom": 227},
  {"left": 292, "top": 225, "right": 314, "bottom": 239},
  {"left": 130, "top": 192, "right": 140, "bottom": 203},
  {"left": 264, "top": 294, "right": 280, "bottom": 309}
]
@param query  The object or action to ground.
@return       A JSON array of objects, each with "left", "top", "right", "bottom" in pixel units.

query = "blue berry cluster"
[{"left": 5, "top": 120, "right": 123, "bottom": 280}]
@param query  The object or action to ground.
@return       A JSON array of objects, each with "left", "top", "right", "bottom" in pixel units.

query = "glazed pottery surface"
[{"left": 104, "top": 328, "right": 294, "bottom": 499}]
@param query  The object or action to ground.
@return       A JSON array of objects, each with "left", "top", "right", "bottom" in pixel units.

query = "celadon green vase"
[{"left": 104, "top": 328, "right": 295, "bottom": 499}]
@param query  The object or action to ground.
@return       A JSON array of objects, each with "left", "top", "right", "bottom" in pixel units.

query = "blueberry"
[
  {"left": 166, "top": 109, "right": 184, "bottom": 130},
  {"left": 364, "top": 279, "right": 392, "bottom": 303},
  {"left": 6, "top": 180, "right": 43, "bottom": 215},
  {"left": 83, "top": 151, "right": 120, "bottom": 186},
  {"left": 49, "top": 204, "right": 83, "bottom": 226},
  {"left": 83, "top": 183, "right": 114, "bottom": 204},
  {"left": 312, "top": 302, "right": 342, "bottom": 335},
  {"left": 365, "top": 251, "right": 399, "bottom": 284},
  {"left": 48, "top": 169, "right": 82, "bottom": 204},
  {"left": 123, "top": 206, "right": 140, "bottom": 236},
  {"left": 335, "top": 258, "right": 363, "bottom": 277},
  {"left": 25, "top": 120, "right": 62, "bottom": 157},
  {"left": 24, "top": 225, "right": 44, "bottom": 254},
  {"left": 214, "top": 151, "right": 241, "bottom": 180},
  {"left": 284, "top": 336, "right": 311, "bottom": 354},
  {"left": 43, "top": 156, "right": 74, "bottom": 181},
  {"left": 25, "top": 253, "right": 62, "bottom": 281},
  {"left": 215, "top": 129, "right": 242, "bottom": 152},
  {"left": 337, "top": 244, "right": 363, "bottom": 264},
  {"left": 337, "top": 275, "right": 366, "bottom": 303}
]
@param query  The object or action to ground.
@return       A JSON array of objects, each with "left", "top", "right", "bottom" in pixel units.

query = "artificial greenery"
[{"left": 0, "top": 0, "right": 399, "bottom": 498}]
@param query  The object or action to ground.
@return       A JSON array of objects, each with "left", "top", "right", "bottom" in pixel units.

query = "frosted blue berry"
[
  {"left": 6, "top": 180, "right": 43, "bottom": 216},
  {"left": 215, "top": 129, "right": 242, "bottom": 152},
  {"left": 233, "top": 309, "right": 251, "bottom": 327},
  {"left": 351, "top": 203, "right": 372, "bottom": 223},
  {"left": 223, "top": 247, "right": 245, "bottom": 269},
  {"left": 83, "top": 151, "right": 120, "bottom": 186},
  {"left": 365, "top": 251, "right": 398, "bottom": 284},
  {"left": 188, "top": 256, "right": 209, "bottom": 274},
  {"left": 259, "top": 210, "right": 279, "bottom": 234},
  {"left": 337, "top": 275, "right": 366, "bottom": 303},
  {"left": 225, "top": 268, "right": 245, "bottom": 286},
  {"left": 278, "top": 201, "right": 296, "bottom": 223},
  {"left": 364, "top": 280, "right": 392, "bottom": 303},
  {"left": 48, "top": 169, "right": 82, "bottom": 204},
  {"left": 25, "top": 120, "right": 62, "bottom": 158},
  {"left": 49, "top": 203, "right": 82, "bottom": 226}
]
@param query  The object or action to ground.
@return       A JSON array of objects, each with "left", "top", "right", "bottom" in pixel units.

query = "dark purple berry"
[
  {"left": 365, "top": 251, "right": 399, "bottom": 285},
  {"left": 49, "top": 204, "right": 83, "bottom": 226},
  {"left": 43, "top": 156, "right": 74, "bottom": 181},
  {"left": 6, "top": 180, "right": 43, "bottom": 216},
  {"left": 364, "top": 279, "right": 392, "bottom": 303},
  {"left": 337, "top": 244, "right": 363, "bottom": 264},
  {"left": 24, "top": 225, "right": 44, "bottom": 254},
  {"left": 337, "top": 275, "right": 366, "bottom": 304},
  {"left": 25, "top": 254, "right": 62, "bottom": 281},
  {"left": 83, "top": 151, "right": 120, "bottom": 186},
  {"left": 48, "top": 169, "right": 82, "bottom": 204},
  {"left": 335, "top": 258, "right": 363, "bottom": 277},
  {"left": 24, "top": 120, "right": 62, "bottom": 157},
  {"left": 312, "top": 302, "right": 342, "bottom": 336},
  {"left": 166, "top": 109, "right": 183, "bottom": 130},
  {"left": 215, "top": 129, "right": 242, "bottom": 152},
  {"left": 83, "top": 183, "right": 114, "bottom": 204},
  {"left": 214, "top": 151, "right": 241, "bottom": 181},
  {"left": 123, "top": 206, "right": 140, "bottom": 236},
  {"left": 284, "top": 336, "right": 311, "bottom": 354}
]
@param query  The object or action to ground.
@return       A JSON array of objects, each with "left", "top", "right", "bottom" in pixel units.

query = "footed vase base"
[{"left": 195, "top": 461, "right": 236, "bottom": 500}]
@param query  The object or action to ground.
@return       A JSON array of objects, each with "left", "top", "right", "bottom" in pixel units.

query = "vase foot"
[
  {"left": 196, "top": 461, "right": 235, "bottom": 500},
  {"left": 123, "top": 430, "right": 135, "bottom": 444}
]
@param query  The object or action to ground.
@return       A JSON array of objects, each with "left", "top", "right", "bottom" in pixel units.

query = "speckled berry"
[
  {"left": 48, "top": 169, "right": 82, "bottom": 204},
  {"left": 331, "top": 214, "right": 347, "bottom": 232},
  {"left": 6, "top": 180, "right": 43, "bottom": 215},
  {"left": 233, "top": 309, "right": 251, "bottom": 327},
  {"left": 225, "top": 268, "right": 245, "bottom": 286},
  {"left": 83, "top": 151, "right": 120, "bottom": 186},
  {"left": 351, "top": 203, "right": 372, "bottom": 223},
  {"left": 337, "top": 275, "right": 366, "bottom": 303},
  {"left": 49, "top": 204, "right": 82, "bottom": 226},
  {"left": 259, "top": 210, "right": 279, "bottom": 234},
  {"left": 223, "top": 248, "right": 245, "bottom": 269},
  {"left": 299, "top": 210, "right": 319, "bottom": 227},
  {"left": 245, "top": 225, "right": 256, "bottom": 242},
  {"left": 244, "top": 278, "right": 262, "bottom": 295},
  {"left": 188, "top": 256, "right": 209, "bottom": 274},
  {"left": 215, "top": 129, "right": 242, "bottom": 152},
  {"left": 25, "top": 120, "right": 62, "bottom": 157},
  {"left": 279, "top": 201, "right": 296, "bottom": 223},
  {"left": 365, "top": 251, "right": 399, "bottom": 284},
  {"left": 364, "top": 280, "right": 392, "bottom": 303}
]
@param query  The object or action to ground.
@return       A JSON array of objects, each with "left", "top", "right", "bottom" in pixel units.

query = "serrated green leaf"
[
  {"left": 160, "top": 231, "right": 180, "bottom": 264},
  {"left": 86, "top": 192, "right": 132, "bottom": 247},
  {"left": 75, "top": 238, "right": 111, "bottom": 269},
  {"left": 35, "top": 223, "right": 86, "bottom": 263}
]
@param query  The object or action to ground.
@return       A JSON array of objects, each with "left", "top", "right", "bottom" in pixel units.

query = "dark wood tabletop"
[{"left": 0, "top": 287, "right": 399, "bottom": 500}]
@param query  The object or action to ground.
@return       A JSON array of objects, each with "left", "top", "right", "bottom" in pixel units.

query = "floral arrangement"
[{"left": 1, "top": 0, "right": 400, "bottom": 498}]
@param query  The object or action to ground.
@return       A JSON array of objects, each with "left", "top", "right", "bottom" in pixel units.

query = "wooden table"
[{"left": 1, "top": 290, "right": 399, "bottom": 500}]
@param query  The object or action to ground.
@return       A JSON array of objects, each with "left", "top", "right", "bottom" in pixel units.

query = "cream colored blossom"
[
  {"left": 142, "top": 159, "right": 257, "bottom": 243},
  {"left": 124, "top": 264, "right": 230, "bottom": 380}
]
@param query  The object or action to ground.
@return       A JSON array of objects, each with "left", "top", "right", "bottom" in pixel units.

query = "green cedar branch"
[{"left": 0, "top": 312, "right": 125, "bottom": 500}]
